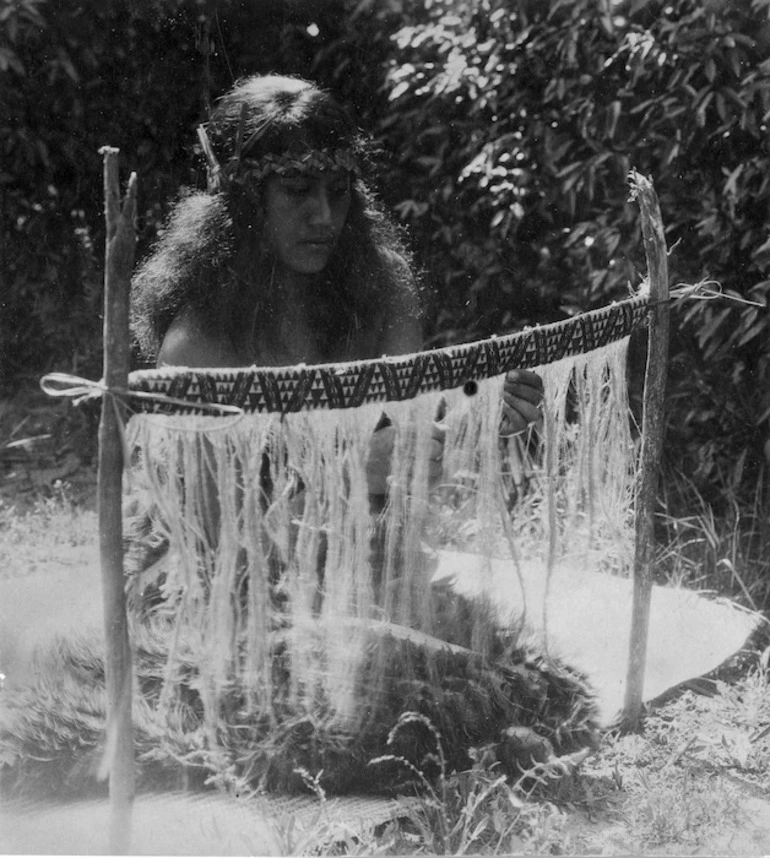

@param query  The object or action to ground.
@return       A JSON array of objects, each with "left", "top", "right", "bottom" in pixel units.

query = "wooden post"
[
  {"left": 622, "top": 172, "right": 670, "bottom": 730},
  {"left": 98, "top": 147, "right": 137, "bottom": 853}
]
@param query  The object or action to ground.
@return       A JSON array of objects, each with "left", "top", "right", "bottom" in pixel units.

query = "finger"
[
  {"left": 504, "top": 373, "right": 544, "bottom": 406},
  {"left": 500, "top": 401, "right": 542, "bottom": 436},
  {"left": 503, "top": 390, "right": 543, "bottom": 419},
  {"left": 504, "top": 384, "right": 543, "bottom": 407},
  {"left": 505, "top": 369, "right": 544, "bottom": 391},
  {"left": 430, "top": 421, "right": 447, "bottom": 442},
  {"left": 502, "top": 393, "right": 543, "bottom": 421},
  {"left": 500, "top": 412, "right": 537, "bottom": 436},
  {"left": 499, "top": 411, "right": 528, "bottom": 437}
]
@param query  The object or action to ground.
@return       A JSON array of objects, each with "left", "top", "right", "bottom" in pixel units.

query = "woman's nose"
[{"left": 309, "top": 188, "right": 333, "bottom": 226}]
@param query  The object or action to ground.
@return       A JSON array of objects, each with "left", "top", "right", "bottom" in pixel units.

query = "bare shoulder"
[
  {"left": 157, "top": 311, "right": 240, "bottom": 368},
  {"left": 377, "top": 250, "right": 423, "bottom": 356}
]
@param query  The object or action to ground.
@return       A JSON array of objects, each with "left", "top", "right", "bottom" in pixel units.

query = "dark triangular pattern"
[
  {"left": 127, "top": 378, "right": 148, "bottom": 411},
  {"left": 530, "top": 327, "right": 549, "bottom": 366},
  {"left": 596, "top": 306, "right": 620, "bottom": 349},
  {"left": 431, "top": 351, "right": 456, "bottom": 391},
  {"left": 308, "top": 382, "right": 329, "bottom": 409},
  {"left": 402, "top": 354, "right": 430, "bottom": 399},
  {"left": 196, "top": 373, "right": 218, "bottom": 404},
  {"left": 483, "top": 338, "right": 502, "bottom": 379},
  {"left": 501, "top": 327, "right": 530, "bottom": 373},
  {"left": 165, "top": 374, "right": 193, "bottom": 413},
  {"left": 379, "top": 361, "right": 404, "bottom": 401},
  {"left": 345, "top": 362, "right": 376, "bottom": 408},
  {"left": 319, "top": 369, "right": 346, "bottom": 409},
  {"left": 456, "top": 345, "right": 483, "bottom": 385},
  {"left": 229, "top": 371, "right": 256, "bottom": 409},
  {"left": 247, "top": 391, "right": 265, "bottom": 412},
  {"left": 552, "top": 317, "right": 578, "bottom": 364},
  {"left": 593, "top": 317, "right": 610, "bottom": 350},
  {"left": 621, "top": 300, "right": 639, "bottom": 341},
  {"left": 578, "top": 313, "right": 596, "bottom": 355},
  {"left": 284, "top": 368, "right": 316, "bottom": 413},
  {"left": 126, "top": 295, "right": 652, "bottom": 413},
  {"left": 257, "top": 371, "right": 283, "bottom": 413}
]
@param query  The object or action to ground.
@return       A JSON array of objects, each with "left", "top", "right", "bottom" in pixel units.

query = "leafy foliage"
[
  {"left": 3, "top": 0, "right": 770, "bottom": 502},
  {"left": 366, "top": 0, "right": 770, "bottom": 502},
  {"left": 0, "top": 0, "right": 353, "bottom": 384},
  {"left": 2, "top": 0, "right": 203, "bottom": 385}
]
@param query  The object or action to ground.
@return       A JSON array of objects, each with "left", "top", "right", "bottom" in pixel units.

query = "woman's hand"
[
  {"left": 500, "top": 369, "right": 544, "bottom": 436},
  {"left": 366, "top": 419, "right": 445, "bottom": 497}
]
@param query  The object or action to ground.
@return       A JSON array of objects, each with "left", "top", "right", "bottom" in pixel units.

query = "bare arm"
[
  {"left": 154, "top": 311, "right": 243, "bottom": 554},
  {"left": 376, "top": 253, "right": 423, "bottom": 357},
  {"left": 367, "top": 260, "right": 444, "bottom": 499},
  {"left": 157, "top": 310, "right": 241, "bottom": 368}
]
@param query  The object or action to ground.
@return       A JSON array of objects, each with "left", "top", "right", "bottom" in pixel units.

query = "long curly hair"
[{"left": 131, "top": 75, "right": 419, "bottom": 364}]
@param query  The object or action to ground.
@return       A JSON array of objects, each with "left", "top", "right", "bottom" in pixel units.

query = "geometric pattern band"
[{"left": 127, "top": 293, "right": 650, "bottom": 414}]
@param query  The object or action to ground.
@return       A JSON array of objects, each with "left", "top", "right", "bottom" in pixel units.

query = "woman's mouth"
[{"left": 292, "top": 235, "right": 338, "bottom": 272}]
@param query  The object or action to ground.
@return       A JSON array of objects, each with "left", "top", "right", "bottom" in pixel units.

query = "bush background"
[{"left": 2, "top": 0, "right": 769, "bottom": 513}]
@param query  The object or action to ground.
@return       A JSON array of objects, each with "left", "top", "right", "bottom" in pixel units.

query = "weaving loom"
[
  {"left": 2, "top": 293, "right": 643, "bottom": 787},
  {"left": 1, "top": 168, "right": 762, "bottom": 852},
  {"left": 0, "top": 286, "right": 762, "bottom": 853},
  {"left": 32, "top": 294, "right": 627, "bottom": 795}
]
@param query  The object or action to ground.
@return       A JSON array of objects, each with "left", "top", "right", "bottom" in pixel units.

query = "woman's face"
[{"left": 262, "top": 170, "right": 351, "bottom": 278}]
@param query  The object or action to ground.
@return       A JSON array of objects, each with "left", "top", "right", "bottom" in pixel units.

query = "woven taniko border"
[{"left": 128, "top": 294, "right": 651, "bottom": 414}]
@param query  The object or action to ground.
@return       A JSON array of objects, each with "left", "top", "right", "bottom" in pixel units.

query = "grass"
[
  {"left": 656, "top": 469, "right": 770, "bottom": 612},
  {"left": 260, "top": 712, "right": 574, "bottom": 855},
  {"left": 0, "top": 392, "right": 97, "bottom": 577},
  {"left": 244, "top": 456, "right": 770, "bottom": 854},
  {"left": 367, "top": 712, "right": 572, "bottom": 855},
  {"left": 0, "top": 479, "right": 96, "bottom": 577},
  {"left": 570, "top": 669, "right": 770, "bottom": 853},
  {"left": 3, "top": 399, "right": 770, "bottom": 854},
  {"left": 622, "top": 769, "right": 742, "bottom": 849},
  {"left": 257, "top": 667, "right": 770, "bottom": 854}
]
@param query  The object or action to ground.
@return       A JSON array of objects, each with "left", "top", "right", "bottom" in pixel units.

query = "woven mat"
[
  {"left": 433, "top": 550, "right": 764, "bottom": 725},
  {"left": 1, "top": 546, "right": 762, "bottom": 718},
  {"left": 0, "top": 790, "right": 419, "bottom": 855},
  {"left": 0, "top": 548, "right": 763, "bottom": 854}
]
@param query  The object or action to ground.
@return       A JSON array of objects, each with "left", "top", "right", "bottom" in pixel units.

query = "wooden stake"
[
  {"left": 98, "top": 147, "right": 137, "bottom": 853},
  {"left": 622, "top": 172, "right": 670, "bottom": 730}
]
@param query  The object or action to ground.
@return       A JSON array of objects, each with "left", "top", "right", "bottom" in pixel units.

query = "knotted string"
[
  {"left": 40, "top": 371, "right": 244, "bottom": 414},
  {"left": 39, "top": 372, "right": 244, "bottom": 480},
  {"left": 668, "top": 279, "right": 766, "bottom": 307}
]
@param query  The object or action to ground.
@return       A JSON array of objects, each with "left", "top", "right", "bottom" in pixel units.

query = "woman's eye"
[
  {"left": 281, "top": 180, "right": 312, "bottom": 196},
  {"left": 278, "top": 176, "right": 350, "bottom": 199}
]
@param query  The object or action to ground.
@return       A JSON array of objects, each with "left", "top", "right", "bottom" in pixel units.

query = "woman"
[
  {"left": 132, "top": 76, "right": 423, "bottom": 368},
  {"left": 130, "top": 74, "right": 542, "bottom": 494},
  {"left": 1, "top": 78, "right": 595, "bottom": 803}
]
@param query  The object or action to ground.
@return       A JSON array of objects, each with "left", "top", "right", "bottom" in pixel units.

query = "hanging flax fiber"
[{"left": 114, "top": 295, "right": 644, "bottom": 792}]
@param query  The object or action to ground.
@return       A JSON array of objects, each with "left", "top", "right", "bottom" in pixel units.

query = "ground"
[
  {"left": 556, "top": 680, "right": 770, "bottom": 854},
  {"left": 2, "top": 390, "right": 770, "bottom": 855}
]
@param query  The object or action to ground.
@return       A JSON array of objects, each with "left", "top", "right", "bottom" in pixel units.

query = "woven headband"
[
  {"left": 198, "top": 123, "right": 359, "bottom": 193},
  {"left": 240, "top": 149, "right": 360, "bottom": 181}
]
